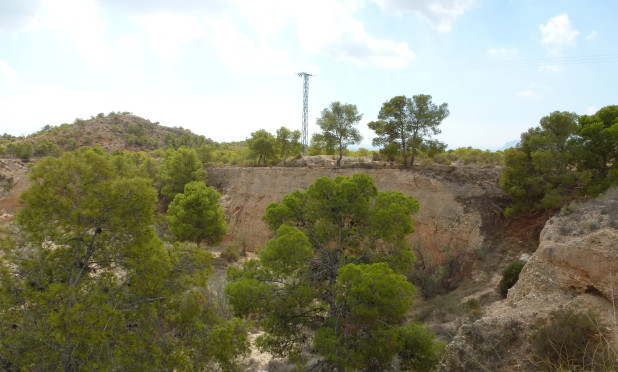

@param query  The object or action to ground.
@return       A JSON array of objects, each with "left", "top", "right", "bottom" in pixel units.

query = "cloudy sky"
[{"left": 1, "top": 0, "right": 616, "bottom": 150}]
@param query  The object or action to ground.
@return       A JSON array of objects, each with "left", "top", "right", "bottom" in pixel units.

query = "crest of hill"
[{"left": 10, "top": 112, "right": 211, "bottom": 154}]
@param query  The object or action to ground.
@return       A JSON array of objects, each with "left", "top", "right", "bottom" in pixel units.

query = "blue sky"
[{"left": 1, "top": 0, "right": 616, "bottom": 150}]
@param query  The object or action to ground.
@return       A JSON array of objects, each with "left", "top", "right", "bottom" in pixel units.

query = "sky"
[{"left": 1, "top": 0, "right": 617, "bottom": 150}]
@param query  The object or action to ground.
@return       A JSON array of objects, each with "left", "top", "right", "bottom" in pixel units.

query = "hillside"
[
  {"left": 1, "top": 112, "right": 211, "bottom": 155},
  {"left": 0, "top": 113, "right": 615, "bottom": 370}
]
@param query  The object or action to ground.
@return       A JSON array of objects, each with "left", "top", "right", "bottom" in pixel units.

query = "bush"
[
  {"left": 220, "top": 244, "right": 240, "bottom": 262},
  {"left": 498, "top": 261, "right": 525, "bottom": 297},
  {"left": 409, "top": 241, "right": 470, "bottom": 298},
  {"left": 530, "top": 308, "right": 615, "bottom": 371}
]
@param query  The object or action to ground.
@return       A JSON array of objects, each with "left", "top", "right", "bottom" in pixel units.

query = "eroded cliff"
[
  {"left": 206, "top": 165, "right": 510, "bottom": 256},
  {"left": 441, "top": 187, "right": 618, "bottom": 371}
]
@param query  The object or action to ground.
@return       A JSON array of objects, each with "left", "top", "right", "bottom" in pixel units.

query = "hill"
[{"left": 1, "top": 112, "right": 211, "bottom": 157}]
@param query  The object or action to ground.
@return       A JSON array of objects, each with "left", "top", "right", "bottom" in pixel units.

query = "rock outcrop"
[{"left": 440, "top": 187, "right": 618, "bottom": 371}]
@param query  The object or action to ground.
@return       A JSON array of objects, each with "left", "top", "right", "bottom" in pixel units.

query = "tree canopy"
[
  {"left": 167, "top": 180, "right": 228, "bottom": 244},
  {"left": 225, "top": 173, "right": 443, "bottom": 370},
  {"left": 316, "top": 102, "right": 363, "bottom": 166},
  {"left": 369, "top": 94, "right": 449, "bottom": 167},
  {"left": 159, "top": 146, "right": 207, "bottom": 199},
  {"left": 248, "top": 129, "right": 277, "bottom": 165},
  {"left": 575, "top": 105, "right": 618, "bottom": 195},
  {"left": 0, "top": 146, "right": 247, "bottom": 371},
  {"left": 276, "top": 126, "right": 301, "bottom": 166},
  {"left": 500, "top": 107, "right": 618, "bottom": 216}
]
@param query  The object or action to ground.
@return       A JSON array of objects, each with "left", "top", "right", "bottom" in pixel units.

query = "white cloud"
[
  {"left": 372, "top": 0, "right": 477, "bottom": 32},
  {"left": 539, "top": 13, "right": 578, "bottom": 55},
  {"left": 585, "top": 30, "right": 597, "bottom": 40},
  {"left": 517, "top": 90, "right": 538, "bottom": 98},
  {"left": 132, "top": 13, "right": 206, "bottom": 61},
  {"left": 24, "top": 0, "right": 115, "bottom": 67},
  {"left": 0, "top": 60, "right": 19, "bottom": 82},
  {"left": 296, "top": 0, "right": 415, "bottom": 67},
  {"left": 203, "top": 0, "right": 415, "bottom": 69},
  {"left": 486, "top": 48, "right": 518, "bottom": 58},
  {"left": 203, "top": 15, "right": 299, "bottom": 73},
  {"left": 586, "top": 106, "right": 598, "bottom": 115},
  {"left": 97, "top": 0, "right": 228, "bottom": 15},
  {"left": 0, "top": 0, "right": 43, "bottom": 32},
  {"left": 539, "top": 64, "right": 565, "bottom": 72}
]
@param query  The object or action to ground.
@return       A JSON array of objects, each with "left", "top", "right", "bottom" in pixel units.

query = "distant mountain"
[{"left": 498, "top": 139, "right": 519, "bottom": 151}]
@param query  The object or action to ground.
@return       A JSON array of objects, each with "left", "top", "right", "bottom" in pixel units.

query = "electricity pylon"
[{"left": 297, "top": 72, "right": 313, "bottom": 154}]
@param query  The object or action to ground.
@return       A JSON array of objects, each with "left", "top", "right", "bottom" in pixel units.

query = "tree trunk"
[
  {"left": 410, "top": 147, "right": 416, "bottom": 167},
  {"left": 337, "top": 142, "right": 342, "bottom": 167},
  {"left": 401, "top": 133, "right": 408, "bottom": 168},
  {"left": 283, "top": 146, "right": 288, "bottom": 167}
]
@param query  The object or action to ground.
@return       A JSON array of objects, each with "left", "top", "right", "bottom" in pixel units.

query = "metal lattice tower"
[{"left": 298, "top": 72, "right": 313, "bottom": 154}]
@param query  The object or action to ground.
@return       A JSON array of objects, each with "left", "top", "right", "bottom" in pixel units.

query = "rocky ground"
[{"left": 440, "top": 187, "right": 618, "bottom": 371}]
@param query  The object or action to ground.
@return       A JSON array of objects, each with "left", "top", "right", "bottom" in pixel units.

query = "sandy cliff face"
[
  {"left": 206, "top": 165, "right": 507, "bottom": 254},
  {"left": 509, "top": 193, "right": 618, "bottom": 303},
  {"left": 440, "top": 188, "right": 618, "bottom": 371}
]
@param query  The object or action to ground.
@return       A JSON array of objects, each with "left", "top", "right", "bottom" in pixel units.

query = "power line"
[{"left": 408, "top": 53, "right": 618, "bottom": 72}]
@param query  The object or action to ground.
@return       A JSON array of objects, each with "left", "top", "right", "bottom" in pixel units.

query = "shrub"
[
  {"left": 498, "top": 260, "right": 524, "bottom": 297},
  {"left": 409, "top": 241, "right": 470, "bottom": 298},
  {"left": 220, "top": 244, "right": 240, "bottom": 262},
  {"left": 464, "top": 299, "right": 482, "bottom": 320},
  {"left": 530, "top": 308, "right": 615, "bottom": 371}
]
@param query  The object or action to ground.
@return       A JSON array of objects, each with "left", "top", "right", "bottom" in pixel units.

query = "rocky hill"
[{"left": 2, "top": 112, "right": 210, "bottom": 155}]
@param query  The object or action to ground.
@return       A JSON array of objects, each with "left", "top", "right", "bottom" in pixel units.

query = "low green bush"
[
  {"left": 220, "top": 244, "right": 240, "bottom": 262},
  {"left": 498, "top": 260, "right": 524, "bottom": 297}
]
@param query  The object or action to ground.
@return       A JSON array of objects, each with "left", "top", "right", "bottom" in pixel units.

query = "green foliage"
[
  {"left": 575, "top": 105, "right": 618, "bottom": 195},
  {"left": 227, "top": 174, "right": 442, "bottom": 370},
  {"left": 159, "top": 147, "right": 207, "bottom": 199},
  {"left": 314, "top": 263, "right": 417, "bottom": 371},
  {"left": 501, "top": 106, "right": 618, "bottom": 216},
  {"left": 17, "top": 142, "right": 33, "bottom": 161},
  {"left": 276, "top": 126, "right": 301, "bottom": 166},
  {"left": 164, "top": 130, "right": 209, "bottom": 150},
  {"left": 350, "top": 147, "right": 371, "bottom": 157},
  {"left": 498, "top": 260, "right": 525, "bottom": 297},
  {"left": 308, "top": 132, "right": 337, "bottom": 155},
  {"left": 418, "top": 139, "right": 448, "bottom": 158},
  {"left": 247, "top": 129, "right": 277, "bottom": 165},
  {"left": 35, "top": 138, "right": 62, "bottom": 157},
  {"left": 530, "top": 308, "right": 615, "bottom": 371},
  {"left": 195, "top": 144, "right": 214, "bottom": 163},
  {"left": 4, "top": 141, "right": 34, "bottom": 160},
  {"left": 444, "top": 147, "right": 503, "bottom": 165},
  {"left": 398, "top": 322, "right": 446, "bottom": 372},
  {"left": 126, "top": 122, "right": 147, "bottom": 146},
  {"left": 369, "top": 94, "right": 449, "bottom": 167},
  {"left": 220, "top": 244, "right": 241, "bottom": 262},
  {"left": 316, "top": 101, "right": 363, "bottom": 166},
  {"left": 1, "top": 146, "right": 247, "bottom": 370},
  {"left": 409, "top": 241, "right": 470, "bottom": 297},
  {"left": 166, "top": 181, "right": 228, "bottom": 245}
]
